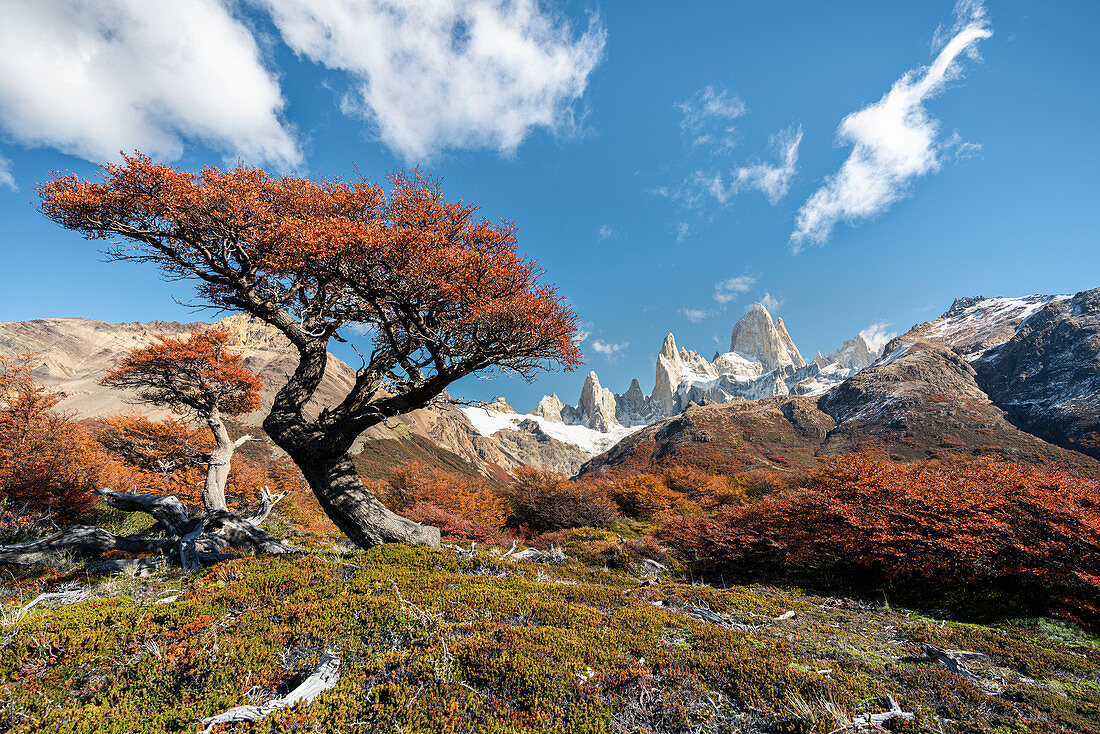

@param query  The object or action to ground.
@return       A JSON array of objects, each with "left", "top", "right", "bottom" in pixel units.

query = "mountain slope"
[
  {"left": 0, "top": 315, "right": 587, "bottom": 476},
  {"left": 0, "top": 315, "right": 358, "bottom": 421},
  {"left": 974, "top": 288, "right": 1100, "bottom": 459},
  {"left": 581, "top": 306, "right": 1100, "bottom": 480}
]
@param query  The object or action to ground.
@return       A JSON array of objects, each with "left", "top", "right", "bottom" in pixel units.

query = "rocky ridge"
[
  {"left": 581, "top": 288, "right": 1100, "bottom": 479},
  {"left": 465, "top": 303, "right": 883, "bottom": 451}
]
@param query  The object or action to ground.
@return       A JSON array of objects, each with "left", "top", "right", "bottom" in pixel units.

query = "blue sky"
[{"left": 0, "top": 0, "right": 1097, "bottom": 410}]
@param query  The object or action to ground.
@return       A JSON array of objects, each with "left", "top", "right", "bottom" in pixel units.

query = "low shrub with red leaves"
[
  {"left": 505, "top": 467, "right": 618, "bottom": 531},
  {"left": 402, "top": 502, "right": 511, "bottom": 545},
  {"left": 379, "top": 462, "right": 509, "bottom": 528},
  {"left": 659, "top": 455, "right": 1100, "bottom": 625}
]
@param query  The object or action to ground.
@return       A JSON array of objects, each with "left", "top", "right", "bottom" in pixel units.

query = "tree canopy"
[
  {"left": 40, "top": 153, "right": 581, "bottom": 547},
  {"left": 100, "top": 328, "right": 262, "bottom": 418}
]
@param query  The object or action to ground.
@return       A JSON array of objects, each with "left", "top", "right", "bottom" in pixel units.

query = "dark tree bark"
[{"left": 297, "top": 455, "right": 440, "bottom": 548}]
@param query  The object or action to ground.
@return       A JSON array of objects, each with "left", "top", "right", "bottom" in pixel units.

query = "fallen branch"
[
  {"left": 921, "top": 644, "right": 996, "bottom": 691},
  {"left": 243, "top": 486, "right": 290, "bottom": 526},
  {"left": 4, "top": 586, "right": 91, "bottom": 625},
  {"left": 511, "top": 545, "right": 567, "bottom": 565},
  {"left": 852, "top": 695, "right": 914, "bottom": 727},
  {"left": 0, "top": 487, "right": 299, "bottom": 573},
  {"left": 0, "top": 526, "right": 169, "bottom": 565},
  {"left": 93, "top": 487, "right": 192, "bottom": 537},
  {"left": 200, "top": 649, "right": 340, "bottom": 733},
  {"left": 84, "top": 557, "right": 166, "bottom": 576}
]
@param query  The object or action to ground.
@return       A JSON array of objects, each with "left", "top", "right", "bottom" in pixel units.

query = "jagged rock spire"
[
  {"left": 651, "top": 333, "right": 683, "bottom": 415},
  {"left": 729, "top": 303, "right": 806, "bottom": 370},
  {"left": 577, "top": 371, "right": 619, "bottom": 432}
]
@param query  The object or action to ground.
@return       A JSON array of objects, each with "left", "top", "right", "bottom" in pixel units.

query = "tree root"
[{"left": 0, "top": 487, "right": 299, "bottom": 573}]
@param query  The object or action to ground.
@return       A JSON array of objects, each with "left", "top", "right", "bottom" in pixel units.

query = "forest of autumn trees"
[{"left": 39, "top": 153, "right": 580, "bottom": 549}]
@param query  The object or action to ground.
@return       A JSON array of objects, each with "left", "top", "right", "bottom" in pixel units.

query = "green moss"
[{"left": 1, "top": 546, "right": 1098, "bottom": 733}]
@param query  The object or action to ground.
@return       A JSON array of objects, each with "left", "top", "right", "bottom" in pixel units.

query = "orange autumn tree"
[
  {"left": 100, "top": 328, "right": 262, "bottom": 513},
  {"left": 41, "top": 153, "right": 580, "bottom": 549},
  {"left": 0, "top": 354, "right": 102, "bottom": 521}
]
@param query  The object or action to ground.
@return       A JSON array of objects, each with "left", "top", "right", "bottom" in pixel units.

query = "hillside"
[
  {"left": 0, "top": 315, "right": 588, "bottom": 478},
  {"left": 0, "top": 315, "right": 357, "bottom": 422},
  {"left": 582, "top": 290, "right": 1100, "bottom": 480},
  {"left": 3, "top": 545, "right": 1098, "bottom": 734}
]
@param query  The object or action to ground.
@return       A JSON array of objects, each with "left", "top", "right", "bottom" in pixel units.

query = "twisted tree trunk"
[
  {"left": 297, "top": 454, "right": 440, "bottom": 549},
  {"left": 200, "top": 407, "right": 234, "bottom": 513},
  {"left": 262, "top": 344, "right": 441, "bottom": 550}
]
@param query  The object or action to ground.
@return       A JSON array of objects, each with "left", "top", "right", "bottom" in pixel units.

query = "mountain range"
[
  {"left": 2, "top": 287, "right": 1097, "bottom": 481},
  {"left": 459, "top": 301, "right": 882, "bottom": 458}
]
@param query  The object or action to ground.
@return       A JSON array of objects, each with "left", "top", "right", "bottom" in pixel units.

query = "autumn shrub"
[
  {"left": 0, "top": 354, "right": 103, "bottom": 520},
  {"left": 661, "top": 465, "right": 756, "bottom": 509},
  {"left": 608, "top": 474, "right": 699, "bottom": 520},
  {"left": 401, "top": 502, "right": 510, "bottom": 545},
  {"left": 505, "top": 466, "right": 618, "bottom": 531},
  {"left": 380, "top": 462, "right": 508, "bottom": 528},
  {"left": 659, "top": 455, "right": 1100, "bottom": 625},
  {"left": 661, "top": 465, "right": 716, "bottom": 498},
  {"left": 93, "top": 414, "right": 210, "bottom": 498}
]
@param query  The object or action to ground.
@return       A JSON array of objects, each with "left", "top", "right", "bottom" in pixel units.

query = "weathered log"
[
  {"left": 178, "top": 520, "right": 204, "bottom": 572},
  {"left": 83, "top": 557, "right": 166, "bottom": 576},
  {"left": 93, "top": 487, "right": 192, "bottom": 537},
  {"left": 4, "top": 587, "right": 91, "bottom": 624},
  {"left": 201, "top": 511, "right": 297, "bottom": 555},
  {"left": 0, "top": 487, "right": 298, "bottom": 571},
  {"left": 853, "top": 695, "right": 914, "bottom": 727},
  {"left": 0, "top": 526, "right": 170, "bottom": 565},
  {"left": 200, "top": 649, "right": 340, "bottom": 733}
]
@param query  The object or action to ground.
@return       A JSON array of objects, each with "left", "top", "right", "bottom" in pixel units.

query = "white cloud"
[
  {"left": 675, "top": 222, "right": 690, "bottom": 243},
  {"left": 859, "top": 321, "right": 898, "bottom": 352},
  {"left": 679, "top": 308, "right": 714, "bottom": 323},
  {"left": 790, "top": 0, "right": 991, "bottom": 250},
  {"left": 730, "top": 126, "right": 802, "bottom": 204},
  {"left": 759, "top": 291, "right": 783, "bottom": 315},
  {"left": 676, "top": 85, "right": 746, "bottom": 152},
  {"left": 713, "top": 274, "right": 757, "bottom": 304},
  {"left": 591, "top": 339, "right": 627, "bottom": 357},
  {"left": 257, "top": 0, "right": 606, "bottom": 162},
  {"left": 0, "top": 153, "right": 15, "bottom": 190},
  {"left": 597, "top": 225, "right": 614, "bottom": 240},
  {"left": 664, "top": 125, "right": 802, "bottom": 208},
  {"left": 0, "top": 0, "right": 301, "bottom": 169},
  {"left": 944, "top": 130, "right": 982, "bottom": 161}
]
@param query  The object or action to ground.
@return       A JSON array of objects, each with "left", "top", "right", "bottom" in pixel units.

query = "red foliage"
[
  {"left": 505, "top": 466, "right": 618, "bottom": 531},
  {"left": 401, "top": 502, "right": 510, "bottom": 546},
  {"left": 0, "top": 354, "right": 102, "bottom": 520},
  {"left": 92, "top": 413, "right": 326, "bottom": 526},
  {"left": 608, "top": 475, "right": 700, "bottom": 520},
  {"left": 100, "top": 328, "right": 262, "bottom": 417},
  {"left": 379, "top": 462, "right": 508, "bottom": 528},
  {"left": 39, "top": 154, "right": 581, "bottom": 384},
  {"left": 659, "top": 455, "right": 1100, "bottom": 624}
]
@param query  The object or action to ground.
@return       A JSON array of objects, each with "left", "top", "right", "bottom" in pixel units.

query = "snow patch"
[{"left": 461, "top": 406, "right": 643, "bottom": 456}]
